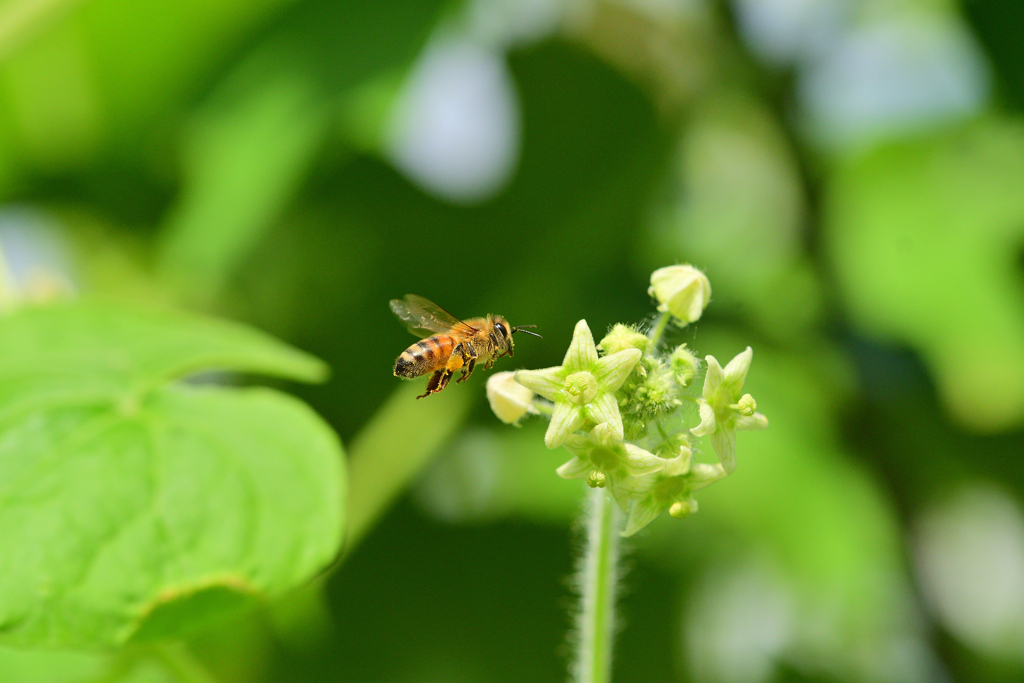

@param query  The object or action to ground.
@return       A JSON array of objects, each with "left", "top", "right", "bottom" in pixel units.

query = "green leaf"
[
  {"left": 0, "top": 645, "right": 175, "bottom": 683},
  {"left": 0, "top": 302, "right": 345, "bottom": 648}
]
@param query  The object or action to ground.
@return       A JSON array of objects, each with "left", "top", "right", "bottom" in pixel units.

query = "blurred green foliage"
[{"left": 1, "top": 0, "right": 1024, "bottom": 681}]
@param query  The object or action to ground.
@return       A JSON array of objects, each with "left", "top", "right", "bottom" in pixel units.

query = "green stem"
[
  {"left": 573, "top": 487, "right": 621, "bottom": 683},
  {"left": 345, "top": 381, "right": 473, "bottom": 554},
  {"left": 647, "top": 311, "right": 671, "bottom": 351}
]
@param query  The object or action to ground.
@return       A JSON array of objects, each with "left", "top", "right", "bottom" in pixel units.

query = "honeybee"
[{"left": 391, "top": 294, "right": 541, "bottom": 399}]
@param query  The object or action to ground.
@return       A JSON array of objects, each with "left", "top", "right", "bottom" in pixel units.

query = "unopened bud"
[
  {"left": 737, "top": 394, "right": 756, "bottom": 417},
  {"left": 669, "top": 344, "right": 700, "bottom": 388},
  {"left": 648, "top": 265, "right": 711, "bottom": 325},
  {"left": 486, "top": 372, "right": 536, "bottom": 425},
  {"left": 669, "top": 499, "right": 696, "bottom": 518},
  {"left": 598, "top": 324, "right": 650, "bottom": 356}
]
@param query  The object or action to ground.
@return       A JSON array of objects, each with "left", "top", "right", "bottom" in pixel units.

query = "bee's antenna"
[{"left": 513, "top": 326, "right": 542, "bottom": 339}]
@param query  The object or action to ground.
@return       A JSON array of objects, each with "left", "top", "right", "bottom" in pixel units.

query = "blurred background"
[{"left": 2, "top": 0, "right": 1024, "bottom": 680}]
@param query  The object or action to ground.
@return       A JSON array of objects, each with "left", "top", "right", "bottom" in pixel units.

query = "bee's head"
[{"left": 493, "top": 316, "right": 541, "bottom": 358}]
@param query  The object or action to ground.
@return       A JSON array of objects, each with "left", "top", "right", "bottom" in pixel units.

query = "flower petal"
[
  {"left": 544, "top": 402, "right": 587, "bottom": 449},
  {"left": 687, "top": 462, "right": 727, "bottom": 491},
  {"left": 515, "top": 366, "right": 565, "bottom": 402},
  {"left": 719, "top": 347, "right": 752, "bottom": 400},
  {"left": 702, "top": 354, "right": 724, "bottom": 404},
  {"left": 689, "top": 400, "right": 717, "bottom": 437},
  {"left": 563, "top": 319, "right": 599, "bottom": 372},
  {"left": 711, "top": 427, "right": 736, "bottom": 474},
  {"left": 556, "top": 456, "right": 592, "bottom": 480},
  {"left": 621, "top": 494, "right": 665, "bottom": 537},
  {"left": 607, "top": 475, "right": 634, "bottom": 512},
  {"left": 659, "top": 450, "right": 692, "bottom": 477},
  {"left": 560, "top": 432, "right": 591, "bottom": 457},
  {"left": 585, "top": 393, "right": 623, "bottom": 440},
  {"left": 589, "top": 421, "right": 620, "bottom": 447},
  {"left": 593, "top": 348, "right": 642, "bottom": 391},
  {"left": 621, "top": 444, "right": 666, "bottom": 477},
  {"left": 735, "top": 411, "right": 769, "bottom": 431}
]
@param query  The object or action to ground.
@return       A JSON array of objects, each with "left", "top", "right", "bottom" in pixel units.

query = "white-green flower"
[
  {"left": 621, "top": 448, "right": 726, "bottom": 536},
  {"left": 555, "top": 423, "right": 665, "bottom": 511},
  {"left": 648, "top": 265, "right": 711, "bottom": 325},
  {"left": 515, "top": 320, "right": 641, "bottom": 448},
  {"left": 690, "top": 347, "right": 768, "bottom": 474}
]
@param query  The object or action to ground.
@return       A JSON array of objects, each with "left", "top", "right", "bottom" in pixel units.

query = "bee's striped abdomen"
[{"left": 393, "top": 336, "right": 455, "bottom": 378}]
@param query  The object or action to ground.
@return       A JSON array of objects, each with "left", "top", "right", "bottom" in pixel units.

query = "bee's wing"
[{"left": 390, "top": 294, "right": 478, "bottom": 337}]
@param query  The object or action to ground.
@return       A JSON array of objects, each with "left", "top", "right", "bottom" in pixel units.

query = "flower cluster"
[{"left": 487, "top": 264, "right": 767, "bottom": 536}]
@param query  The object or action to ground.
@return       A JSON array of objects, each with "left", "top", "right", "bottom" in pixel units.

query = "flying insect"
[{"left": 391, "top": 294, "right": 541, "bottom": 399}]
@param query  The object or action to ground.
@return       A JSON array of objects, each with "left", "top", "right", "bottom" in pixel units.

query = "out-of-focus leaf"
[
  {"left": 0, "top": 645, "right": 175, "bottom": 683},
  {"left": 155, "top": 0, "right": 449, "bottom": 302},
  {"left": 79, "top": 0, "right": 297, "bottom": 130},
  {"left": 156, "top": 62, "right": 328, "bottom": 303},
  {"left": 0, "top": 303, "right": 345, "bottom": 648},
  {"left": 0, "top": 647, "right": 108, "bottom": 683},
  {"left": 0, "top": 0, "right": 85, "bottom": 65},
  {"left": 0, "top": 19, "right": 102, "bottom": 169},
  {"left": 0, "top": 0, "right": 299, "bottom": 174},
  {"left": 824, "top": 117, "right": 1024, "bottom": 431}
]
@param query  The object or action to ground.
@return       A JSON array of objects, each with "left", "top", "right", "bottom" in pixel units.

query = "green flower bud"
[
  {"left": 669, "top": 344, "right": 700, "bottom": 388},
  {"left": 586, "top": 471, "right": 607, "bottom": 488},
  {"left": 648, "top": 265, "right": 711, "bottom": 325},
  {"left": 486, "top": 371, "right": 536, "bottom": 425},
  {"left": 737, "top": 394, "right": 756, "bottom": 417},
  {"left": 598, "top": 324, "right": 650, "bottom": 356},
  {"left": 669, "top": 499, "right": 696, "bottom": 518},
  {"left": 619, "top": 357, "right": 681, "bottom": 439}
]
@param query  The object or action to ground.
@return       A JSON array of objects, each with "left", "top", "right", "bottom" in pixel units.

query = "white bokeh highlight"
[
  {"left": 385, "top": 38, "right": 521, "bottom": 204},
  {"left": 0, "top": 206, "right": 75, "bottom": 299},
  {"left": 798, "top": 17, "right": 989, "bottom": 148},
  {"left": 914, "top": 486, "right": 1024, "bottom": 660},
  {"left": 732, "top": 0, "right": 850, "bottom": 65},
  {"left": 467, "top": 0, "right": 565, "bottom": 49},
  {"left": 684, "top": 557, "right": 795, "bottom": 683}
]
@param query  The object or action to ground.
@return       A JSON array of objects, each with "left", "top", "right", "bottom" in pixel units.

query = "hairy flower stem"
[
  {"left": 573, "top": 487, "right": 622, "bottom": 683},
  {"left": 647, "top": 311, "right": 671, "bottom": 351}
]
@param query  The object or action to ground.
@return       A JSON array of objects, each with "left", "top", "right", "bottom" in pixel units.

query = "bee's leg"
[
  {"left": 418, "top": 370, "right": 445, "bottom": 399},
  {"left": 483, "top": 333, "right": 498, "bottom": 370},
  {"left": 436, "top": 368, "right": 455, "bottom": 392},
  {"left": 437, "top": 343, "right": 466, "bottom": 386},
  {"left": 456, "top": 343, "right": 478, "bottom": 383}
]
